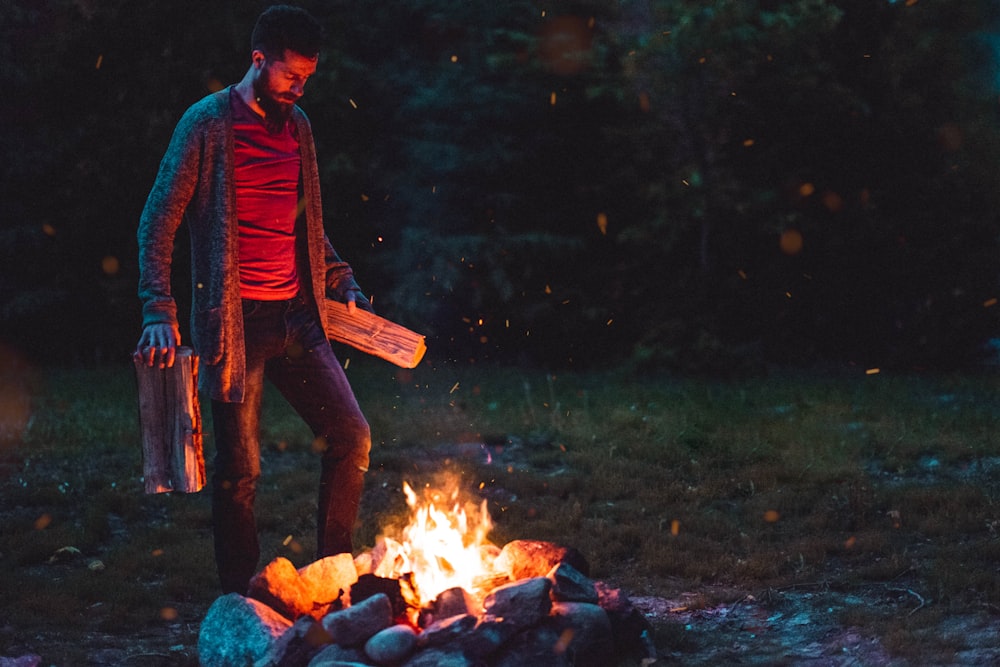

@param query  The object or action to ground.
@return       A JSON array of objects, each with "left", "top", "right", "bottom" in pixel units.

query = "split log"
[
  {"left": 134, "top": 346, "right": 205, "bottom": 494},
  {"left": 325, "top": 302, "right": 427, "bottom": 368}
]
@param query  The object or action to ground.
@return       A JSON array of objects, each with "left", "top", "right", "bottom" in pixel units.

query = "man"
[{"left": 135, "top": 5, "right": 371, "bottom": 595}]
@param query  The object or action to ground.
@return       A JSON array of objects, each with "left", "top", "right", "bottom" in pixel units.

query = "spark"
[
  {"left": 449, "top": 382, "right": 460, "bottom": 394},
  {"left": 101, "top": 255, "right": 120, "bottom": 276},
  {"left": 349, "top": 98, "right": 358, "bottom": 109},
  {"left": 550, "top": 91, "right": 557, "bottom": 106},
  {"left": 780, "top": 229, "right": 803, "bottom": 255},
  {"left": 983, "top": 298, "right": 997, "bottom": 308},
  {"left": 596, "top": 212, "right": 608, "bottom": 235},
  {"left": 866, "top": 368, "right": 880, "bottom": 375},
  {"left": 95, "top": 54, "right": 103, "bottom": 70},
  {"left": 763, "top": 510, "right": 780, "bottom": 523}
]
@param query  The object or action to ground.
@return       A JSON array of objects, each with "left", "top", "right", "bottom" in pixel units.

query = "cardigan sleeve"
[
  {"left": 324, "top": 236, "right": 372, "bottom": 311},
  {"left": 137, "top": 106, "right": 205, "bottom": 328}
]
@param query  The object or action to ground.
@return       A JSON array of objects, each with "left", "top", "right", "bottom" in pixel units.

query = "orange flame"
[{"left": 374, "top": 481, "right": 497, "bottom": 608}]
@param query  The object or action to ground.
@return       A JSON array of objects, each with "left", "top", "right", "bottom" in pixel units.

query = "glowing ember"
[{"left": 373, "top": 481, "right": 497, "bottom": 608}]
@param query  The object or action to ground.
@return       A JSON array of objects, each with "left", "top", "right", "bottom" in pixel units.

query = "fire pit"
[{"left": 198, "top": 481, "right": 657, "bottom": 666}]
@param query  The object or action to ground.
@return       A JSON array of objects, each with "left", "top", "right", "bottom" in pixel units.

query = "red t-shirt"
[{"left": 231, "top": 90, "right": 301, "bottom": 300}]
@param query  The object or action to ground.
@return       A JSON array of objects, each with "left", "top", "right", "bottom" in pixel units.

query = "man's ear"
[{"left": 251, "top": 49, "right": 266, "bottom": 69}]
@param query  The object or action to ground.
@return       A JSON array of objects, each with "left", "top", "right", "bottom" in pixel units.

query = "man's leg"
[
  {"left": 269, "top": 299, "right": 371, "bottom": 558},
  {"left": 209, "top": 300, "right": 281, "bottom": 594},
  {"left": 210, "top": 387, "right": 263, "bottom": 594}
]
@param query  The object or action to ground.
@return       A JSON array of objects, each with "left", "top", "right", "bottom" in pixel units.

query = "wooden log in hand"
[
  {"left": 325, "top": 302, "right": 427, "bottom": 368},
  {"left": 134, "top": 347, "right": 206, "bottom": 494}
]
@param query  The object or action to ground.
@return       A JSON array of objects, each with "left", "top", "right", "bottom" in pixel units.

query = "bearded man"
[{"left": 135, "top": 5, "right": 372, "bottom": 595}]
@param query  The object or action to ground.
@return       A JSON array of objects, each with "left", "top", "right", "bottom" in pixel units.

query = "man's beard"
[{"left": 253, "top": 70, "right": 295, "bottom": 134}]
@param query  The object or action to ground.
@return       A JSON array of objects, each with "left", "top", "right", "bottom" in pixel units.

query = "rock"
[
  {"left": 364, "top": 623, "right": 419, "bottom": 664},
  {"left": 491, "top": 625, "right": 571, "bottom": 667},
  {"left": 493, "top": 539, "right": 590, "bottom": 580},
  {"left": 464, "top": 618, "right": 517, "bottom": 659},
  {"left": 417, "top": 613, "right": 478, "bottom": 649},
  {"left": 595, "top": 581, "right": 655, "bottom": 659},
  {"left": 547, "top": 562, "right": 599, "bottom": 604},
  {"left": 423, "top": 586, "right": 477, "bottom": 625},
  {"left": 353, "top": 550, "right": 374, "bottom": 576},
  {"left": 482, "top": 576, "right": 552, "bottom": 630},
  {"left": 254, "top": 616, "right": 333, "bottom": 667},
  {"left": 548, "top": 601, "right": 615, "bottom": 667},
  {"left": 400, "top": 648, "right": 473, "bottom": 667},
  {"left": 248, "top": 557, "right": 315, "bottom": 620},
  {"left": 305, "top": 643, "right": 367, "bottom": 666},
  {"left": 198, "top": 593, "right": 293, "bottom": 667},
  {"left": 299, "top": 553, "right": 359, "bottom": 606},
  {"left": 349, "top": 573, "right": 408, "bottom": 619},
  {"left": 322, "top": 592, "right": 394, "bottom": 647}
]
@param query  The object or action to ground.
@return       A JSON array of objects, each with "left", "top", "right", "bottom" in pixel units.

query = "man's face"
[{"left": 252, "top": 48, "right": 319, "bottom": 130}]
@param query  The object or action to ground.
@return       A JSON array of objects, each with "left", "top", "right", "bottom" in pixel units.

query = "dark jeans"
[{"left": 210, "top": 296, "right": 370, "bottom": 594}]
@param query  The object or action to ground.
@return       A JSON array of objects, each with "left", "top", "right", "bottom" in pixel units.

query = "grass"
[{"left": 1, "top": 352, "right": 999, "bottom": 664}]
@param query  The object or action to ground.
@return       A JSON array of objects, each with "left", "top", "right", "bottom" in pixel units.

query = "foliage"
[{"left": 0, "top": 0, "right": 998, "bottom": 369}]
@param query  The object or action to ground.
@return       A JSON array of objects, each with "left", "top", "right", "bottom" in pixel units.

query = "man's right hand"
[{"left": 135, "top": 323, "right": 181, "bottom": 368}]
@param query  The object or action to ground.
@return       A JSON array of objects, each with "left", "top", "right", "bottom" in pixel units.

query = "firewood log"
[
  {"left": 134, "top": 347, "right": 205, "bottom": 494},
  {"left": 325, "top": 302, "right": 427, "bottom": 368}
]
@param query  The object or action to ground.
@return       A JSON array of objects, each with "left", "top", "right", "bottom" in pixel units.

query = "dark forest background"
[{"left": 2, "top": 0, "right": 999, "bottom": 373}]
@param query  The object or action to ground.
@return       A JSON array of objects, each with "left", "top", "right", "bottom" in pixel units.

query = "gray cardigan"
[{"left": 137, "top": 86, "right": 364, "bottom": 402}]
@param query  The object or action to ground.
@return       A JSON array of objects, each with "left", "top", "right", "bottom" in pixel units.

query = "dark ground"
[{"left": 3, "top": 446, "right": 1000, "bottom": 667}]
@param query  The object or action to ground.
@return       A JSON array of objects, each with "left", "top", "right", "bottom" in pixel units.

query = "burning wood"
[{"left": 198, "top": 479, "right": 657, "bottom": 666}]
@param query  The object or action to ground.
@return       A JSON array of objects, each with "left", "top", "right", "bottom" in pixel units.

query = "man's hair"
[{"left": 251, "top": 5, "right": 323, "bottom": 59}]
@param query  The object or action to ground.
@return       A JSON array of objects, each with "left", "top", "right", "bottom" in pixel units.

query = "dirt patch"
[{"left": 633, "top": 588, "right": 1000, "bottom": 665}]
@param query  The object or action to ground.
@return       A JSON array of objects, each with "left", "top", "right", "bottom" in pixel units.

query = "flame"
[{"left": 374, "top": 481, "right": 497, "bottom": 608}]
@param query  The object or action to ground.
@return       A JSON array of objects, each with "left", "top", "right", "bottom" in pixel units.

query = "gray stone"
[
  {"left": 198, "top": 593, "right": 293, "bottom": 667},
  {"left": 417, "top": 613, "right": 478, "bottom": 649},
  {"left": 400, "top": 648, "right": 473, "bottom": 667},
  {"left": 492, "top": 626, "right": 571, "bottom": 667},
  {"left": 549, "top": 601, "right": 615, "bottom": 667},
  {"left": 547, "top": 562, "right": 599, "bottom": 604},
  {"left": 464, "top": 618, "right": 516, "bottom": 659},
  {"left": 305, "top": 643, "right": 367, "bottom": 667},
  {"left": 321, "top": 592, "right": 394, "bottom": 647},
  {"left": 364, "top": 623, "right": 419, "bottom": 665},
  {"left": 482, "top": 576, "right": 552, "bottom": 630},
  {"left": 254, "top": 616, "right": 333, "bottom": 667}
]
